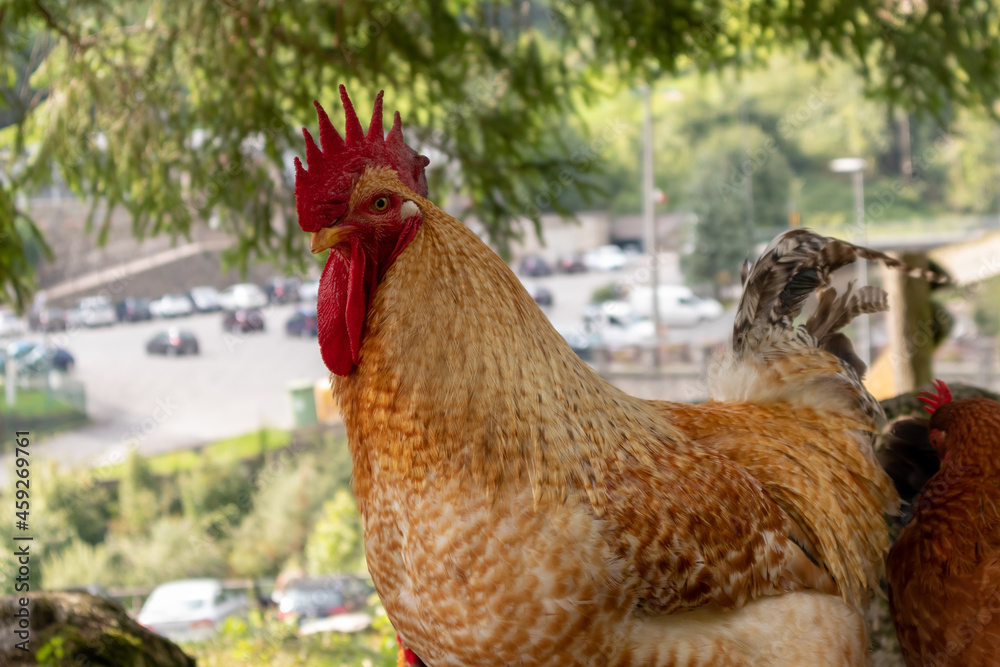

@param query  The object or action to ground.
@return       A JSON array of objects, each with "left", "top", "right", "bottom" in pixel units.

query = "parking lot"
[
  {"left": 11, "top": 302, "right": 323, "bottom": 469},
  {"left": 4, "top": 268, "right": 616, "bottom": 471},
  {"left": 4, "top": 252, "right": 728, "bottom": 473}
]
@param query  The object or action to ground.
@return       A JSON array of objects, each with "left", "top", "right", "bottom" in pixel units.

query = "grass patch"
[
  {"left": 0, "top": 388, "right": 75, "bottom": 418},
  {"left": 1, "top": 387, "right": 88, "bottom": 450},
  {"left": 205, "top": 427, "right": 291, "bottom": 462},
  {"left": 100, "top": 428, "right": 293, "bottom": 479}
]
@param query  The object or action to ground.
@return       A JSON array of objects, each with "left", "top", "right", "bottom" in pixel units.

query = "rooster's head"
[{"left": 294, "top": 86, "right": 430, "bottom": 376}]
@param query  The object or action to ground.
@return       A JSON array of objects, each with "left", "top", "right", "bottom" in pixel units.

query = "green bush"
[
  {"left": 42, "top": 539, "right": 114, "bottom": 590},
  {"left": 590, "top": 282, "right": 620, "bottom": 304},
  {"left": 112, "top": 517, "right": 229, "bottom": 586},
  {"left": 305, "top": 490, "right": 367, "bottom": 576}
]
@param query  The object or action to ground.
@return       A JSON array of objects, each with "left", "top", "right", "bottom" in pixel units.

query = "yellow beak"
[{"left": 310, "top": 226, "right": 350, "bottom": 254}]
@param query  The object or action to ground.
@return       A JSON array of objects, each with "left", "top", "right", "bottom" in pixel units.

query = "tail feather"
[
  {"left": 734, "top": 229, "right": 948, "bottom": 355},
  {"left": 804, "top": 283, "right": 889, "bottom": 378},
  {"left": 806, "top": 283, "right": 889, "bottom": 343}
]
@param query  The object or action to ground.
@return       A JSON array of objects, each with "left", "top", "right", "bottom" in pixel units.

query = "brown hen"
[{"left": 886, "top": 384, "right": 1000, "bottom": 667}]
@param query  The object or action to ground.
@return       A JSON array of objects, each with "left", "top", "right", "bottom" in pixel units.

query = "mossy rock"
[{"left": 0, "top": 592, "right": 195, "bottom": 666}]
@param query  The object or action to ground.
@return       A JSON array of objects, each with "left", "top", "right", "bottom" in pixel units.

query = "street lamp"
[
  {"left": 829, "top": 157, "right": 870, "bottom": 368},
  {"left": 640, "top": 86, "right": 683, "bottom": 368},
  {"left": 641, "top": 86, "right": 661, "bottom": 367}
]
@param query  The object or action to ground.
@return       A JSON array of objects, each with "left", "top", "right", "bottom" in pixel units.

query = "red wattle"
[
  {"left": 317, "top": 238, "right": 369, "bottom": 376},
  {"left": 315, "top": 215, "right": 422, "bottom": 377}
]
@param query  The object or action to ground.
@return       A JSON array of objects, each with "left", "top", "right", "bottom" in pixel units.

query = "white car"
[
  {"left": 138, "top": 579, "right": 248, "bottom": 643},
  {"left": 583, "top": 300, "right": 656, "bottom": 349},
  {"left": 627, "top": 285, "right": 723, "bottom": 327},
  {"left": 188, "top": 286, "right": 222, "bottom": 312},
  {"left": 151, "top": 294, "right": 195, "bottom": 318},
  {"left": 74, "top": 296, "right": 117, "bottom": 327},
  {"left": 0, "top": 310, "right": 27, "bottom": 338},
  {"left": 298, "top": 280, "right": 320, "bottom": 302},
  {"left": 583, "top": 245, "right": 628, "bottom": 272},
  {"left": 219, "top": 283, "right": 268, "bottom": 310}
]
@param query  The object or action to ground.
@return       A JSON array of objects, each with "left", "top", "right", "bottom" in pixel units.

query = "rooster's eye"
[{"left": 372, "top": 197, "right": 390, "bottom": 212}]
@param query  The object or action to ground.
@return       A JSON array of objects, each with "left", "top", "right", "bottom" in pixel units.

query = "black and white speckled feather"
[
  {"left": 714, "top": 228, "right": 948, "bottom": 437},
  {"left": 733, "top": 229, "right": 946, "bottom": 355}
]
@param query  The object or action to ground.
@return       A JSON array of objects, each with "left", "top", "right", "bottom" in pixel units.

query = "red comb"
[
  {"left": 294, "top": 85, "right": 430, "bottom": 232},
  {"left": 917, "top": 379, "right": 952, "bottom": 414}
]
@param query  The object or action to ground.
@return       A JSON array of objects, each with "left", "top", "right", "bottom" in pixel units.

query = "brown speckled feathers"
[{"left": 887, "top": 400, "right": 1000, "bottom": 667}]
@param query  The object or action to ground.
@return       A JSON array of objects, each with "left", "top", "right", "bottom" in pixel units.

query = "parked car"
[
  {"left": 151, "top": 294, "right": 195, "bottom": 318},
  {"left": 138, "top": 579, "right": 248, "bottom": 643},
  {"left": 276, "top": 577, "right": 373, "bottom": 624},
  {"left": 223, "top": 308, "right": 265, "bottom": 333},
  {"left": 0, "top": 310, "right": 27, "bottom": 338},
  {"left": 19, "top": 344, "right": 75, "bottom": 374},
  {"left": 285, "top": 305, "right": 318, "bottom": 337},
  {"left": 583, "top": 245, "right": 628, "bottom": 272},
  {"left": 517, "top": 255, "right": 553, "bottom": 277},
  {"left": 188, "top": 286, "right": 223, "bottom": 313},
  {"left": 146, "top": 329, "right": 200, "bottom": 356},
  {"left": 115, "top": 298, "right": 153, "bottom": 322},
  {"left": 298, "top": 280, "right": 320, "bottom": 302},
  {"left": 0, "top": 341, "right": 40, "bottom": 375},
  {"left": 556, "top": 252, "right": 588, "bottom": 274},
  {"left": 74, "top": 296, "right": 117, "bottom": 327},
  {"left": 219, "top": 283, "right": 268, "bottom": 310},
  {"left": 265, "top": 278, "right": 301, "bottom": 304},
  {"left": 518, "top": 278, "right": 553, "bottom": 307},
  {"left": 627, "top": 285, "right": 724, "bottom": 327},
  {"left": 583, "top": 301, "right": 656, "bottom": 349},
  {"left": 30, "top": 308, "right": 68, "bottom": 332},
  {"left": 6, "top": 340, "right": 38, "bottom": 360}
]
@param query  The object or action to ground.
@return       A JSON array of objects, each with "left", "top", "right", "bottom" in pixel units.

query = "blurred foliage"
[
  {"left": 42, "top": 538, "right": 114, "bottom": 590},
  {"left": 973, "top": 274, "right": 1000, "bottom": 336},
  {"left": 550, "top": 54, "right": 1000, "bottom": 282},
  {"left": 177, "top": 457, "right": 253, "bottom": 522},
  {"left": 0, "top": 428, "right": 358, "bottom": 593},
  {"left": 192, "top": 610, "right": 397, "bottom": 667},
  {"left": 116, "top": 449, "right": 162, "bottom": 535},
  {"left": 590, "top": 281, "right": 619, "bottom": 304},
  {"left": 115, "top": 516, "right": 231, "bottom": 584},
  {"left": 305, "top": 489, "right": 367, "bottom": 577},
  {"left": 228, "top": 432, "right": 353, "bottom": 577},
  {"left": 554, "top": 0, "right": 1000, "bottom": 116},
  {"left": 2, "top": 1, "right": 1000, "bottom": 309},
  {"left": 681, "top": 124, "right": 790, "bottom": 293}
]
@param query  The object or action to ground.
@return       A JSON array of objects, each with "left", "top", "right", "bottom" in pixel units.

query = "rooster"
[
  {"left": 294, "top": 87, "right": 942, "bottom": 666},
  {"left": 885, "top": 381, "right": 1000, "bottom": 667}
]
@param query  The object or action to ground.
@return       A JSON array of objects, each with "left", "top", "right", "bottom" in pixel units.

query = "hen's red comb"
[
  {"left": 917, "top": 379, "right": 952, "bottom": 414},
  {"left": 294, "top": 85, "right": 430, "bottom": 232}
]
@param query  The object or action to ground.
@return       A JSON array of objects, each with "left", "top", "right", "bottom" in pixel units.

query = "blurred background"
[{"left": 1, "top": 1, "right": 1000, "bottom": 665}]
